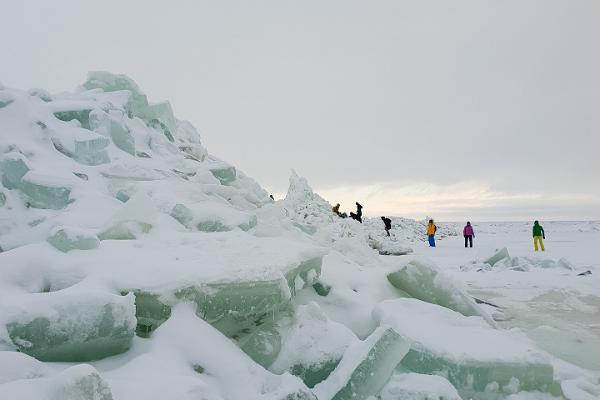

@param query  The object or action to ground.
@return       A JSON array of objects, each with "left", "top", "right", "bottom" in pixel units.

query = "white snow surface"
[{"left": 1, "top": 75, "right": 599, "bottom": 400}]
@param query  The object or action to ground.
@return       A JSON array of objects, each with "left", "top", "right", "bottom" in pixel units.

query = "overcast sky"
[{"left": 2, "top": 0, "right": 599, "bottom": 220}]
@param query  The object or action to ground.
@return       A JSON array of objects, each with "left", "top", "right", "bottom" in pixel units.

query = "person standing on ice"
[
  {"left": 426, "top": 219, "right": 437, "bottom": 247},
  {"left": 381, "top": 216, "right": 392, "bottom": 237},
  {"left": 463, "top": 221, "right": 474, "bottom": 248},
  {"left": 350, "top": 202, "right": 363, "bottom": 223},
  {"left": 533, "top": 220, "right": 545, "bottom": 251}
]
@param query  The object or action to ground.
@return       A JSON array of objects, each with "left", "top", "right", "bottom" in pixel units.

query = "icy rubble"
[
  {"left": 462, "top": 247, "right": 575, "bottom": 272},
  {"left": 0, "top": 73, "right": 594, "bottom": 399}
]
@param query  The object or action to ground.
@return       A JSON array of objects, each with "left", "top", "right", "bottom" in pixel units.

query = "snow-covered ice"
[{"left": 1, "top": 74, "right": 599, "bottom": 400}]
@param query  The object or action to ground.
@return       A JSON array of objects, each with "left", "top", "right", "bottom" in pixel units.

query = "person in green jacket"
[{"left": 533, "top": 220, "right": 545, "bottom": 251}]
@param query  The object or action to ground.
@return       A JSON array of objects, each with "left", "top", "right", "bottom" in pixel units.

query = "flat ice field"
[
  {"left": 1, "top": 74, "right": 599, "bottom": 400},
  {"left": 419, "top": 221, "right": 600, "bottom": 372}
]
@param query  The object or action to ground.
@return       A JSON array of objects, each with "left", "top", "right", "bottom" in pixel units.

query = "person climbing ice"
[
  {"left": 427, "top": 219, "right": 437, "bottom": 247},
  {"left": 463, "top": 221, "right": 474, "bottom": 248},
  {"left": 532, "top": 220, "right": 545, "bottom": 251},
  {"left": 381, "top": 216, "right": 392, "bottom": 237},
  {"left": 332, "top": 203, "right": 342, "bottom": 217},
  {"left": 350, "top": 202, "right": 363, "bottom": 223},
  {"left": 332, "top": 203, "right": 347, "bottom": 218}
]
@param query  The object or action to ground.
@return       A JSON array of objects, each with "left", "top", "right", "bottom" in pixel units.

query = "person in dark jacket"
[
  {"left": 463, "top": 221, "right": 474, "bottom": 248},
  {"left": 350, "top": 202, "right": 363, "bottom": 223},
  {"left": 533, "top": 220, "right": 545, "bottom": 251},
  {"left": 381, "top": 216, "right": 392, "bottom": 236}
]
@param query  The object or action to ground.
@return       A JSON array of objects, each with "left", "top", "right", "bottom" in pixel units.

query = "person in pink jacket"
[{"left": 463, "top": 221, "right": 475, "bottom": 248}]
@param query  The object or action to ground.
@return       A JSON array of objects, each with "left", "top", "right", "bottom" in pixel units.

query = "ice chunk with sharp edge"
[
  {"left": 130, "top": 291, "right": 172, "bottom": 338},
  {"left": 207, "top": 160, "right": 237, "bottom": 185},
  {"left": 0, "top": 191, "right": 6, "bottom": 207},
  {"left": 175, "top": 278, "right": 291, "bottom": 337},
  {"left": 237, "top": 317, "right": 283, "bottom": 368},
  {"left": 1, "top": 154, "right": 73, "bottom": 209},
  {"left": 313, "top": 327, "right": 410, "bottom": 400},
  {"left": 47, "top": 226, "right": 100, "bottom": 252},
  {"left": 51, "top": 128, "right": 110, "bottom": 166},
  {"left": 89, "top": 109, "right": 135, "bottom": 155},
  {"left": 5, "top": 292, "right": 135, "bottom": 361},
  {"left": 284, "top": 257, "right": 323, "bottom": 297},
  {"left": 373, "top": 299, "right": 557, "bottom": 397},
  {"left": 98, "top": 192, "right": 155, "bottom": 240},
  {"left": 484, "top": 247, "right": 510, "bottom": 266},
  {"left": 54, "top": 109, "right": 92, "bottom": 129},
  {"left": 84, "top": 71, "right": 149, "bottom": 117},
  {"left": 386, "top": 259, "right": 494, "bottom": 325},
  {"left": 170, "top": 202, "right": 258, "bottom": 232}
]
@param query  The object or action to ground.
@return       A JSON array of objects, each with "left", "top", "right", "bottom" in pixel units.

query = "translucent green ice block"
[
  {"left": 130, "top": 291, "right": 172, "bottom": 338},
  {"left": 400, "top": 349, "right": 556, "bottom": 397},
  {"left": 238, "top": 319, "right": 282, "bottom": 368},
  {"left": 209, "top": 165, "right": 237, "bottom": 185},
  {"left": 98, "top": 221, "right": 152, "bottom": 240},
  {"left": 386, "top": 259, "right": 493, "bottom": 324},
  {"left": 284, "top": 257, "right": 323, "bottom": 297},
  {"left": 1, "top": 155, "right": 72, "bottom": 210},
  {"left": 47, "top": 227, "right": 100, "bottom": 252},
  {"left": 175, "top": 279, "right": 290, "bottom": 337},
  {"left": 314, "top": 328, "right": 410, "bottom": 400},
  {"left": 84, "top": 72, "right": 149, "bottom": 117},
  {"left": 54, "top": 110, "right": 92, "bottom": 129},
  {"left": 6, "top": 293, "right": 135, "bottom": 362}
]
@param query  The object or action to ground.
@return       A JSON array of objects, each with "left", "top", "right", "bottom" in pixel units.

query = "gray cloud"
[{"left": 1, "top": 0, "right": 599, "bottom": 219}]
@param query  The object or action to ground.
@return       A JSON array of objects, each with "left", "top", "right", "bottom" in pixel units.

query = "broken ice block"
[
  {"left": 140, "top": 101, "right": 177, "bottom": 136},
  {"left": 1, "top": 154, "right": 73, "bottom": 209},
  {"left": 130, "top": 291, "right": 172, "bottom": 338},
  {"left": 270, "top": 303, "right": 356, "bottom": 388},
  {"left": 238, "top": 318, "right": 282, "bottom": 368},
  {"left": 84, "top": 71, "right": 149, "bottom": 117},
  {"left": 170, "top": 203, "right": 258, "bottom": 232},
  {"left": 386, "top": 259, "right": 494, "bottom": 325},
  {"left": 52, "top": 128, "right": 110, "bottom": 165},
  {"left": 373, "top": 299, "right": 556, "bottom": 397},
  {"left": 208, "top": 161, "right": 237, "bottom": 185},
  {"left": 313, "top": 327, "right": 410, "bottom": 400},
  {"left": 484, "top": 247, "right": 510, "bottom": 267},
  {"left": 1, "top": 153, "right": 30, "bottom": 189},
  {"left": 89, "top": 109, "right": 135, "bottom": 155},
  {"left": 0, "top": 191, "right": 5, "bottom": 207},
  {"left": 0, "top": 364, "right": 114, "bottom": 400},
  {"left": 98, "top": 192, "right": 155, "bottom": 240},
  {"left": 6, "top": 292, "right": 135, "bottom": 361},
  {"left": 378, "top": 372, "right": 461, "bottom": 400},
  {"left": 174, "top": 278, "right": 291, "bottom": 337},
  {"left": 98, "top": 220, "right": 152, "bottom": 240},
  {"left": 283, "top": 257, "right": 322, "bottom": 297},
  {"left": 47, "top": 226, "right": 100, "bottom": 252},
  {"left": 54, "top": 109, "right": 92, "bottom": 129}
]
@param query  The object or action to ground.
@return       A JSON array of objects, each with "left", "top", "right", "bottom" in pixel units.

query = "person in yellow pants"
[{"left": 532, "top": 220, "right": 545, "bottom": 251}]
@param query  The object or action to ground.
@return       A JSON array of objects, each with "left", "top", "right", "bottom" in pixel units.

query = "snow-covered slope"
[{"left": 0, "top": 74, "right": 598, "bottom": 400}]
